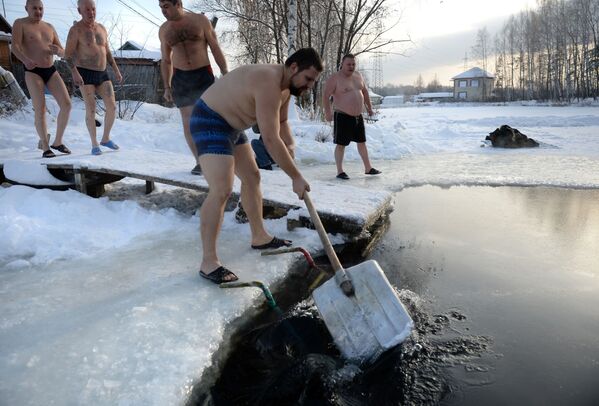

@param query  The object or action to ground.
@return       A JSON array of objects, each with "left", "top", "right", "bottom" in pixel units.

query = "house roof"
[
  {"left": 451, "top": 67, "right": 495, "bottom": 80},
  {"left": 118, "top": 40, "right": 144, "bottom": 51},
  {"left": 114, "top": 49, "right": 162, "bottom": 61}
]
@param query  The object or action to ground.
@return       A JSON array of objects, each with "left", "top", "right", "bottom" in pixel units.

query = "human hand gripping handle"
[
  {"left": 292, "top": 176, "right": 310, "bottom": 200},
  {"left": 303, "top": 192, "right": 355, "bottom": 296}
]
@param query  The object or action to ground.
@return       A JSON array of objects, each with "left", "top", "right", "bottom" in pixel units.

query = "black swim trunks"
[
  {"left": 77, "top": 67, "right": 110, "bottom": 86},
  {"left": 24, "top": 65, "right": 57, "bottom": 84},
  {"left": 171, "top": 65, "right": 215, "bottom": 108},
  {"left": 190, "top": 98, "right": 248, "bottom": 156},
  {"left": 333, "top": 111, "right": 366, "bottom": 146}
]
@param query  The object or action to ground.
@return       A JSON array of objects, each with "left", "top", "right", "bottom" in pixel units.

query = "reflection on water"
[{"left": 370, "top": 185, "right": 599, "bottom": 405}]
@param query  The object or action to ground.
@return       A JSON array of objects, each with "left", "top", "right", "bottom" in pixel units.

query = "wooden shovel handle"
[{"left": 303, "top": 192, "right": 354, "bottom": 296}]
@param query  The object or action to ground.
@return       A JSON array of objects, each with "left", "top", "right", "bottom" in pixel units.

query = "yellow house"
[{"left": 451, "top": 67, "right": 494, "bottom": 101}]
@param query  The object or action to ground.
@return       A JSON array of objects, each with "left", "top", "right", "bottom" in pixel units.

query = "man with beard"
[
  {"left": 158, "top": 0, "right": 228, "bottom": 175},
  {"left": 12, "top": 0, "right": 72, "bottom": 158},
  {"left": 323, "top": 54, "right": 381, "bottom": 179},
  {"left": 190, "top": 47, "right": 322, "bottom": 284},
  {"left": 65, "top": 0, "right": 122, "bottom": 156}
]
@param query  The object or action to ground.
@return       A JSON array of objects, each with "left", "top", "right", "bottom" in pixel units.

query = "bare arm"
[
  {"left": 11, "top": 20, "right": 36, "bottom": 69},
  {"left": 322, "top": 75, "right": 335, "bottom": 121},
  {"left": 64, "top": 27, "right": 83, "bottom": 86},
  {"left": 278, "top": 95, "right": 295, "bottom": 159},
  {"left": 256, "top": 86, "right": 309, "bottom": 198},
  {"left": 360, "top": 74, "right": 373, "bottom": 115},
  {"left": 50, "top": 25, "right": 64, "bottom": 58},
  {"left": 159, "top": 25, "right": 173, "bottom": 102},
  {"left": 102, "top": 26, "right": 122, "bottom": 83},
  {"left": 203, "top": 15, "right": 228, "bottom": 75}
]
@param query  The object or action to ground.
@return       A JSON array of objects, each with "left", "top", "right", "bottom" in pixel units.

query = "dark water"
[
  {"left": 194, "top": 186, "right": 599, "bottom": 405},
  {"left": 370, "top": 185, "right": 599, "bottom": 406}
]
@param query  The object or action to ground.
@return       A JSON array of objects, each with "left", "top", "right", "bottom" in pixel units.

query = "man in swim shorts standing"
[
  {"left": 190, "top": 48, "right": 322, "bottom": 284},
  {"left": 65, "top": 0, "right": 122, "bottom": 156},
  {"left": 158, "top": 0, "right": 228, "bottom": 175},
  {"left": 12, "top": 0, "right": 72, "bottom": 158},
  {"left": 323, "top": 54, "right": 381, "bottom": 179}
]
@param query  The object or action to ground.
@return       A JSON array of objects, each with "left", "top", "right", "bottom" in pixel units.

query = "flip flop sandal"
[
  {"left": 251, "top": 236, "right": 292, "bottom": 250},
  {"left": 51, "top": 144, "right": 71, "bottom": 154},
  {"left": 42, "top": 150, "right": 56, "bottom": 158},
  {"left": 199, "top": 266, "right": 239, "bottom": 285}
]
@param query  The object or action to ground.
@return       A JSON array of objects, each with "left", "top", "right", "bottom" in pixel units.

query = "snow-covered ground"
[{"left": 1, "top": 98, "right": 598, "bottom": 405}]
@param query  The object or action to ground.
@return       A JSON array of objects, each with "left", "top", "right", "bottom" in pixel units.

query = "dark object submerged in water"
[
  {"left": 486, "top": 125, "right": 539, "bottom": 148},
  {"left": 189, "top": 298, "right": 491, "bottom": 406}
]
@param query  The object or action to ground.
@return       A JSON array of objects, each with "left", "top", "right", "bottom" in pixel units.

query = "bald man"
[
  {"left": 12, "top": 0, "right": 72, "bottom": 158},
  {"left": 65, "top": 0, "right": 122, "bottom": 156}
]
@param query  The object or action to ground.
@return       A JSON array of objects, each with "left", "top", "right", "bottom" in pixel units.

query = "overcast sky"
[{"left": 3, "top": 0, "right": 538, "bottom": 86}]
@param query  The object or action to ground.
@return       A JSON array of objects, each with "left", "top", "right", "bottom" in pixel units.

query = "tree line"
[
  {"left": 198, "top": 0, "right": 408, "bottom": 111},
  {"left": 492, "top": 0, "right": 599, "bottom": 101}
]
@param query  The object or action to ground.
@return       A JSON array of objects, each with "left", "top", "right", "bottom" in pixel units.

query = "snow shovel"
[{"left": 304, "top": 192, "right": 413, "bottom": 364}]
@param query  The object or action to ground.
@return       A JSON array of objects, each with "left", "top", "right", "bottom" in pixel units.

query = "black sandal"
[
  {"left": 336, "top": 172, "right": 350, "bottom": 180},
  {"left": 42, "top": 150, "right": 56, "bottom": 158},
  {"left": 366, "top": 168, "right": 381, "bottom": 175},
  {"left": 51, "top": 144, "right": 71, "bottom": 154},
  {"left": 199, "top": 266, "right": 239, "bottom": 285},
  {"left": 251, "top": 236, "right": 292, "bottom": 250}
]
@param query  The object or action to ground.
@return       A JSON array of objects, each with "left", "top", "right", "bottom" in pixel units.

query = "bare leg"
[
  {"left": 233, "top": 143, "right": 272, "bottom": 246},
  {"left": 198, "top": 153, "right": 236, "bottom": 276},
  {"left": 179, "top": 105, "right": 199, "bottom": 164},
  {"left": 98, "top": 81, "right": 116, "bottom": 143},
  {"left": 356, "top": 142, "right": 373, "bottom": 173},
  {"left": 46, "top": 72, "right": 71, "bottom": 147},
  {"left": 25, "top": 72, "right": 49, "bottom": 150},
  {"left": 335, "top": 144, "right": 346, "bottom": 174},
  {"left": 80, "top": 85, "right": 98, "bottom": 147}
]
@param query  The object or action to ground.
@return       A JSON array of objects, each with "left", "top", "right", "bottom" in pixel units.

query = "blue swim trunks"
[{"left": 190, "top": 98, "right": 248, "bottom": 156}]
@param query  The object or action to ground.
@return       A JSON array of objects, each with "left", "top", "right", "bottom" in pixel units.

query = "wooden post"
[
  {"left": 73, "top": 169, "right": 86, "bottom": 195},
  {"left": 145, "top": 180, "right": 154, "bottom": 194}
]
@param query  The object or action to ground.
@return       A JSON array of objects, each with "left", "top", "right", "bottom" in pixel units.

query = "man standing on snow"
[
  {"left": 65, "top": 0, "right": 123, "bottom": 156},
  {"left": 191, "top": 48, "right": 322, "bottom": 284},
  {"left": 158, "top": 0, "right": 228, "bottom": 175},
  {"left": 322, "top": 54, "right": 381, "bottom": 180},
  {"left": 12, "top": 0, "right": 72, "bottom": 158}
]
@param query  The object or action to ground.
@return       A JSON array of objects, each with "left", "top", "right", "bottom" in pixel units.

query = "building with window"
[{"left": 451, "top": 67, "right": 494, "bottom": 101}]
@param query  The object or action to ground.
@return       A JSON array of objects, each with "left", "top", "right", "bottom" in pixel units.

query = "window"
[
  {"left": 458, "top": 80, "right": 467, "bottom": 88},
  {"left": 471, "top": 79, "right": 479, "bottom": 87},
  {"left": 458, "top": 92, "right": 467, "bottom": 99}
]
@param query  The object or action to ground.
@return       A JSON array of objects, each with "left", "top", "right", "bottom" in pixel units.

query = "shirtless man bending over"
[
  {"left": 12, "top": 0, "right": 72, "bottom": 158},
  {"left": 323, "top": 54, "right": 381, "bottom": 179},
  {"left": 158, "top": 0, "right": 228, "bottom": 175},
  {"left": 190, "top": 48, "right": 322, "bottom": 284},
  {"left": 65, "top": 0, "right": 122, "bottom": 156}
]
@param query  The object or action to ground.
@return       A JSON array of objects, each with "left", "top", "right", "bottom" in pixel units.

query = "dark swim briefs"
[
  {"left": 24, "top": 65, "right": 57, "bottom": 84},
  {"left": 333, "top": 111, "right": 366, "bottom": 146},
  {"left": 77, "top": 67, "right": 110, "bottom": 86},
  {"left": 171, "top": 65, "right": 215, "bottom": 108},
  {"left": 190, "top": 98, "right": 248, "bottom": 156}
]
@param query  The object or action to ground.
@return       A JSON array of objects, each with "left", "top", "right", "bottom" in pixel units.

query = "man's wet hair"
[
  {"left": 285, "top": 48, "right": 323, "bottom": 73},
  {"left": 159, "top": 0, "right": 179, "bottom": 5}
]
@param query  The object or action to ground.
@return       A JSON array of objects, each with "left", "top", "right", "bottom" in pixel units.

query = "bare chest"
[
  {"left": 23, "top": 24, "right": 53, "bottom": 46},
  {"left": 80, "top": 27, "right": 106, "bottom": 49},
  {"left": 164, "top": 21, "right": 204, "bottom": 47},
  {"left": 335, "top": 75, "right": 362, "bottom": 95}
]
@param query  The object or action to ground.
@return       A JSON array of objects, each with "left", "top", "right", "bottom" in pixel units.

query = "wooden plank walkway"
[{"left": 1, "top": 149, "right": 393, "bottom": 236}]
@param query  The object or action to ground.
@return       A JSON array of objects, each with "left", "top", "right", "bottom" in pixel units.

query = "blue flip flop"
[
  {"left": 100, "top": 140, "right": 119, "bottom": 150},
  {"left": 91, "top": 146, "right": 102, "bottom": 155}
]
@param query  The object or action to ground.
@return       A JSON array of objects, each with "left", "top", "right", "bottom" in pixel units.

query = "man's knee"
[
  {"left": 61, "top": 98, "right": 72, "bottom": 112},
  {"left": 209, "top": 185, "right": 234, "bottom": 203}
]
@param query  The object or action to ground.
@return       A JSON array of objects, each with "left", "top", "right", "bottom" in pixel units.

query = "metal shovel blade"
[{"left": 312, "top": 259, "right": 413, "bottom": 364}]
